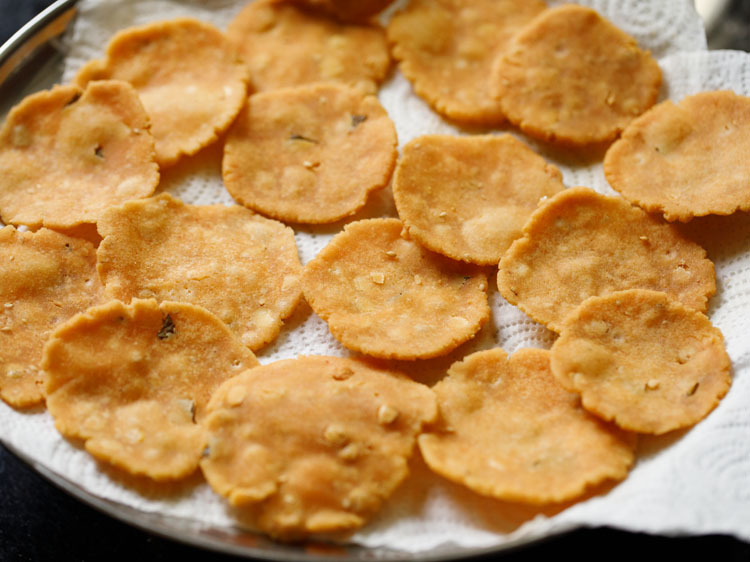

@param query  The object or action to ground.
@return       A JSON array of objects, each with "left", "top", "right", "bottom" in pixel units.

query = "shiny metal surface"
[{"left": 0, "top": 2, "right": 546, "bottom": 559}]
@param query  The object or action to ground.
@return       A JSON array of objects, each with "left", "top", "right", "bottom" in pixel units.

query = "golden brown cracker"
[
  {"left": 44, "top": 298, "right": 258, "bottom": 480},
  {"left": 223, "top": 83, "right": 397, "bottom": 224},
  {"left": 419, "top": 348, "right": 636, "bottom": 504},
  {"left": 388, "top": 0, "right": 546, "bottom": 124},
  {"left": 302, "top": 218, "right": 489, "bottom": 359},
  {"left": 226, "top": 0, "right": 390, "bottom": 94},
  {"left": 75, "top": 18, "right": 248, "bottom": 167},
  {"left": 550, "top": 289, "right": 731, "bottom": 434},
  {"left": 0, "top": 81, "right": 158, "bottom": 229},
  {"left": 497, "top": 187, "right": 716, "bottom": 333},
  {"left": 393, "top": 134, "right": 564, "bottom": 265},
  {"left": 604, "top": 90, "right": 750, "bottom": 221},
  {"left": 96, "top": 193, "right": 302, "bottom": 351},
  {"left": 0, "top": 226, "right": 104, "bottom": 408},
  {"left": 200, "top": 355, "right": 436, "bottom": 539},
  {"left": 493, "top": 4, "right": 661, "bottom": 146}
]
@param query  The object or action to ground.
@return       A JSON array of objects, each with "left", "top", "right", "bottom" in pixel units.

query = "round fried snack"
[
  {"left": 302, "top": 219, "right": 489, "bottom": 359},
  {"left": 550, "top": 290, "right": 731, "bottom": 435},
  {"left": 288, "top": 0, "right": 395, "bottom": 22},
  {"left": 419, "top": 348, "right": 635, "bottom": 504},
  {"left": 0, "top": 81, "right": 158, "bottom": 229},
  {"left": 604, "top": 91, "right": 750, "bottom": 222},
  {"left": 75, "top": 18, "right": 248, "bottom": 167},
  {"left": 223, "top": 83, "right": 397, "bottom": 224},
  {"left": 393, "top": 134, "right": 565, "bottom": 265},
  {"left": 497, "top": 187, "right": 716, "bottom": 333},
  {"left": 44, "top": 299, "right": 258, "bottom": 480},
  {"left": 227, "top": 0, "right": 390, "bottom": 95},
  {"left": 493, "top": 4, "right": 661, "bottom": 146},
  {"left": 97, "top": 193, "right": 302, "bottom": 351},
  {"left": 200, "top": 356, "right": 437, "bottom": 540},
  {"left": 388, "top": 0, "right": 546, "bottom": 124},
  {"left": 0, "top": 227, "right": 103, "bottom": 408}
]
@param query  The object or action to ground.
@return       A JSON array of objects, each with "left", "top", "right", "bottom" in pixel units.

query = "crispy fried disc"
[
  {"left": 200, "top": 356, "right": 436, "bottom": 539},
  {"left": 0, "top": 227, "right": 103, "bottom": 408},
  {"left": 288, "top": 0, "right": 394, "bottom": 22},
  {"left": 226, "top": 0, "right": 390, "bottom": 94},
  {"left": 302, "top": 218, "right": 489, "bottom": 359},
  {"left": 388, "top": 0, "right": 546, "bottom": 124},
  {"left": 497, "top": 187, "right": 715, "bottom": 333},
  {"left": 493, "top": 5, "right": 661, "bottom": 146},
  {"left": 0, "top": 81, "right": 158, "bottom": 229},
  {"left": 550, "top": 290, "right": 731, "bottom": 434},
  {"left": 393, "top": 134, "right": 564, "bottom": 265},
  {"left": 44, "top": 299, "right": 258, "bottom": 480},
  {"left": 604, "top": 91, "right": 750, "bottom": 222},
  {"left": 419, "top": 348, "right": 635, "bottom": 504},
  {"left": 223, "top": 83, "right": 397, "bottom": 224},
  {"left": 96, "top": 193, "right": 302, "bottom": 350},
  {"left": 75, "top": 18, "right": 248, "bottom": 167}
]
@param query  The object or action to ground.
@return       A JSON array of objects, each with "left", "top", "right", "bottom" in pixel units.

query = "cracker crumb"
[{"left": 645, "top": 379, "right": 660, "bottom": 390}]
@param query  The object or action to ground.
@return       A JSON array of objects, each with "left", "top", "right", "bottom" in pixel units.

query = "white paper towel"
[{"left": 2, "top": 0, "right": 749, "bottom": 554}]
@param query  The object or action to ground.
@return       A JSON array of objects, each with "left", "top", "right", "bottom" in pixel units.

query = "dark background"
[{"left": 1, "top": 1, "right": 750, "bottom": 560}]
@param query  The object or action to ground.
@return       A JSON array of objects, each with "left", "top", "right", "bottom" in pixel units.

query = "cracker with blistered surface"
[
  {"left": 604, "top": 90, "right": 750, "bottom": 222},
  {"left": 393, "top": 134, "right": 564, "bottom": 265},
  {"left": 388, "top": 0, "right": 546, "bottom": 124},
  {"left": 75, "top": 18, "right": 248, "bottom": 167},
  {"left": 550, "top": 289, "right": 731, "bottom": 434},
  {"left": 223, "top": 83, "right": 397, "bottom": 224},
  {"left": 497, "top": 187, "right": 715, "bottom": 333},
  {"left": 493, "top": 4, "right": 661, "bottom": 146},
  {"left": 302, "top": 218, "right": 489, "bottom": 359},
  {"left": 0, "top": 227, "right": 104, "bottom": 408},
  {"left": 0, "top": 81, "right": 158, "bottom": 229},
  {"left": 200, "top": 355, "right": 436, "bottom": 540},
  {"left": 419, "top": 348, "right": 636, "bottom": 504},
  {"left": 43, "top": 299, "right": 258, "bottom": 480},
  {"left": 227, "top": 0, "right": 389, "bottom": 94},
  {"left": 96, "top": 193, "right": 302, "bottom": 351}
]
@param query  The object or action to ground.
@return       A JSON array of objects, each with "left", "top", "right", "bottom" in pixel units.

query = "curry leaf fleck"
[{"left": 158, "top": 314, "right": 176, "bottom": 340}]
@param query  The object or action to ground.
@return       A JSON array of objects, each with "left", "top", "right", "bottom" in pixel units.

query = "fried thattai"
[
  {"left": 44, "top": 299, "right": 258, "bottom": 480},
  {"left": 493, "top": 5, "right": 661, "bottom": 146},
  {"left": 497, "top": 187, "right": 715, "bottom": 332},
  {"left": 550, "top": 289, "right": 731, "bottom": 434},
  {"left": 227, "top": 0, "right": 389, "bottom": 94},
  {"left": 393, "top": 134, "right": 564, "bottom": 265},
  {"left": 97, "top": 193, "right": 302, "bottom": 350},
  {"left": 302, "top": 218, "right": 489, "bottom": 359},
  {"left": 200, "top": 355, "right": 436, "bottom": 540},
  {"left": 223, "top": 83, "right": 397, "bottom": 224},
  {"left": 0, "top": 226, "right": 104, "bottom": 407},
  {"left": 0, "top": 81, "right": 158, "bottom": 229},
  {"left": 604, "top": 90, "right": 750, "bottom": 221},
  {"left": 75, "top": 18, "right": 248, "bottom": 167},
  {"left": 419, "top": 348, "right": 636, "bottom": 503},
  {"left": 388, "top": 0, "right": 546, "bottom": 124}
]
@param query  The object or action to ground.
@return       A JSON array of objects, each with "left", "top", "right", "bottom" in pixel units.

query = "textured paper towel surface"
[{"left": 3, "top": 0, "right": 750, "bottom": 555}]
